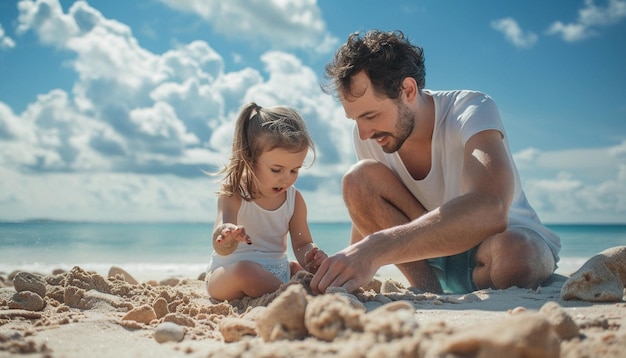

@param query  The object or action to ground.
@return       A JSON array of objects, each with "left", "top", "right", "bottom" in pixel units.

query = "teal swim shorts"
[{"left": 427, "top": 247, "right": 478, "bottom": 294}]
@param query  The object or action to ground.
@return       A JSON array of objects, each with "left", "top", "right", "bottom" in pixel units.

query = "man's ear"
[{"left": 401, "top": 77, "right": 418, "bottom": 103}]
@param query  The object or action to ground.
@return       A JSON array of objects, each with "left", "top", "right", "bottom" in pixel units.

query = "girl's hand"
[
  {"left": 304, "top": 246, "right": 328, "bottom": 274},
  {"left": 212, "top": 224, "right": 252, "bottom": 256}
]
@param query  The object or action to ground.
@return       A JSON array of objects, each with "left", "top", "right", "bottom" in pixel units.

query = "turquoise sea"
[{"left": 1, "top": 221, "right": 625, "bottom": 281}]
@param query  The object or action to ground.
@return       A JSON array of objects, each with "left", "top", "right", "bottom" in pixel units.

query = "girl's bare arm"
[{"left": 289, "top": 191, "right": 327, "bottom": 272}]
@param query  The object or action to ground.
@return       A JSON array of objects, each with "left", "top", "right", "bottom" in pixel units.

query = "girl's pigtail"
[{"left": 229, "top": 102, "right": 261, "bottom": 200}]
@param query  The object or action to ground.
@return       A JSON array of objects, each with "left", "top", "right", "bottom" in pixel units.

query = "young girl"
[{"left": 206, "top": 102, "right": 327, "bottom": 301}]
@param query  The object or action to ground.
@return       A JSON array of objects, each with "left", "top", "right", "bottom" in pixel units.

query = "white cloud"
[
  {"left": 13, "top": 0, "right": 234, "bottom": 169},
  {"left": 514, "top": 143, "right": 625, "bottom": 185},
  {"left": 0, "top": 22, "right": 16, "bottom": 49},
  {"left": 0, "top": 89, "right": 119, "bottom": 172},
  {"left": 514, "top": 142, "right": 626, "bottom": 223},
  {"left": 0, "top": 167, "right": 217, "bottom": 222},
  {"left": 150, "top": 78, "right": 224, "bottom": 131},
  {"left": 17, "top": 0, "right": 77, "bottom": 44},
  {"left": 1, "top": 0, "right": 350, "bottom": 222},
  {"left": 129, "top": 102, "right": 199, "bottom": 148},
  {"left": 491, "top": 17, "right": 538, "bottom": 49},
  {"left": 157, "top": 0, "right": 338, "bottom": 53},
  {"left": 5, "top": 0, "right": 624, "bottom": 225},
  {"left": 159, "top": 41, "right": 224, "bottom": 83},
  {"left": 546, "top": 0, "right": 626, "bottom": 41}
]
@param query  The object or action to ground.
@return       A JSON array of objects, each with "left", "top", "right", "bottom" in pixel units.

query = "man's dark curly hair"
[{"left": 323, "top": 30, "right": 426, "bottom": 100}]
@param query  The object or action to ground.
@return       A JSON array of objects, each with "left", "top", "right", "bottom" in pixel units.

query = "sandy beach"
[{"left": 1, "top": 247, "right": 625, "bottom": 358}]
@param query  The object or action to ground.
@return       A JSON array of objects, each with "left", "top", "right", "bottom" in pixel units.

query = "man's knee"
[
  {"left": 478, "top": 230, "right": 555, "bottom": 289},
  {"left": 343, "top": 160, "right": 385, "bottom": 185},
  {"left": 342, "top": 160, "right": 388, "bottom": 199},
  {"left": 490, "top": 254, "right": 537, "bottom": 288}
]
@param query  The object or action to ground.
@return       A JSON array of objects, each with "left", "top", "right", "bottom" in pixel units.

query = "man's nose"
[{"left": 357, "top": 122, "right": 372, "bottom": 141}]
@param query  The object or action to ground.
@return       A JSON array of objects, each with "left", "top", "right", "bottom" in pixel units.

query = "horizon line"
[{"left": 1, "top": 218, "right": 625, "bottom": 226}]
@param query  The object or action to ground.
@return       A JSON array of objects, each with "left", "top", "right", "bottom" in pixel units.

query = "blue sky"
[{"left": 0, "top": 0, "right": 625, "bottom": 224}]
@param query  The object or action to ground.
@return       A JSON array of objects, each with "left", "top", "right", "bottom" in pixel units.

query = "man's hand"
[
  {"left": 309, "top": 244, "right": 378, "bottom": 294},
  {"left": 303, "top": 246, "right": 328, "bottom": 274},
  {"left": 212, "top": 224, "right": 251, "bottom": 256}
]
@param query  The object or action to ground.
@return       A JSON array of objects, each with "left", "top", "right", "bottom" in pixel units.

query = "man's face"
[{"left": 340, "top": 71, "right": 414, "bottom": 153}]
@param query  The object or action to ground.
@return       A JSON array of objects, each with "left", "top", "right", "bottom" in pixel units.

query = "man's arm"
[{"left": 310, "top": 129, "right": 514, "bottom": 293}]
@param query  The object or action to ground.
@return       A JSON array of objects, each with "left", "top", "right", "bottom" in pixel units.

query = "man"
[{"left": 310, "top": 30, "right": 560, "bottom": 294}]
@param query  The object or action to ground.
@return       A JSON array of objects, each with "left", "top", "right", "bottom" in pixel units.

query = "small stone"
[
  {"left": 152, "top": 297, "right": 169, "bottom": 319},
  {"left": 159, "top": 278, "right": 180, "bottom": 287},
  {"left": 108, "top": 266, "right": 138, "bottom": 285},
  {"left": 219, "top": 317, "right": 257, "bottom": 342},
  {"left": 122, "top": 304, "right": 157, "bottom": 324},
  {"left": 380, "top": 279, "right": 405, "bottom": 294},
  {"left": 154, "top": 322, "right": 185, "bottom": 343},
  {"left": 508, "top": 306, "right": 527, "bottom": 315},
  {"left": 8, "top": 291, "right": 45, "bottom": 311},
  {"left": 13, "top": 272, "right": 46, "bottom": 297},
  {"left": 52, "top": 268, "right": 67, "bottom": 276},
  {"left": 163, "top": 313, "right": 195, "bottom": 327}
]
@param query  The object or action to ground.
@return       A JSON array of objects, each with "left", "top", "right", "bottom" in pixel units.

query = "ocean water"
[{"left": 1, "top": 221, "right": 625, "bottom": 281}]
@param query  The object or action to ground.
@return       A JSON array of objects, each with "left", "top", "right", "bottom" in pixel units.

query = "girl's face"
[{"left": 254, "top": 147, "right": 307, "bottom": 198}]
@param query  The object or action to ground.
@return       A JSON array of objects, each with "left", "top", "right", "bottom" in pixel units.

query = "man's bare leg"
[
  {"left": 395, "top": 261, "right": 443, "bottom": 293},
  {"left": 472, "top": 227, "right": 555, "bottom": 290},
  {"left": 343, "top": 160, "right": 443, "bottom": 293}
]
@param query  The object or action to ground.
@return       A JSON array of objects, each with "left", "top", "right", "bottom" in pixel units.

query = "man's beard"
[{"left": 382, "top": 101, "right": 415, "bottom": 153}]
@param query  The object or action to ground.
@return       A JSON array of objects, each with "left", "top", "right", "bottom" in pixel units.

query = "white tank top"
[{"left": 208, "top": 186, "right": 296, "bottom": 271}]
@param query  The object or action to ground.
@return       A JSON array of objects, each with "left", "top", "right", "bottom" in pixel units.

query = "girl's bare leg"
[{"left": 207, "top": 261, "right": 283, "bottom": 301}]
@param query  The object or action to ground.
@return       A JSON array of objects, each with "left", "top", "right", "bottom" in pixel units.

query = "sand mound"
[
  {"left": 561, "top": 246, "right": 626, "bottom": 302},
  {"left": 1, "top": 252, "right": 625, "bottom": 357}
]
